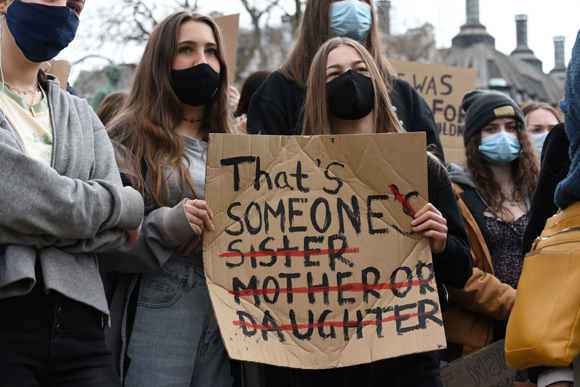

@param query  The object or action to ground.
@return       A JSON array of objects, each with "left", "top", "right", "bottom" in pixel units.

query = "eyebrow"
[
  {"left": 177, "top": 41, "right": 217, "bottom": 47},
  {"left": 326, "top": 60, "right": 366, "bottom": 71}
]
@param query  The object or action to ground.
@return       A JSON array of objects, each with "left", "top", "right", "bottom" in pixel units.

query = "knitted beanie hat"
[{"left": 461, "top": 90, "right": 525, "bottom": 146}]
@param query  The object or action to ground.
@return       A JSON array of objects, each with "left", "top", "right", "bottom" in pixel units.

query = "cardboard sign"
[
  {"left": 204, "top": 133, "right": 446, "bottom": 369},
  {"left": 440, "top": 340, "right": 517, "bottom": 387},
  {"left": 214, "top": 14, "right": 240, "bottom": 86},
  {"left": 41, "top": 59, "right": 72, "bottom": 91},
  {"left": 389, "top": 60, "right": 477, "bottom": 165}
]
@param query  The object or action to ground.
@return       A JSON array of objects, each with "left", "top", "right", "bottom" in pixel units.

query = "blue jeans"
[{"left": 124, "top": 260, "right": 232, "bottom": 387}]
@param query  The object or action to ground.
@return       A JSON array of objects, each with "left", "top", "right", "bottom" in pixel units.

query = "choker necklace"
[
  {"left": 4, "top": 82, "right": 40, "bottom": 96},
  {"left": 4, "top": 82, "right": 40, "bottom": 117},
  {"left": 183, "top": 117, "right": 204, "bottom": 123}
]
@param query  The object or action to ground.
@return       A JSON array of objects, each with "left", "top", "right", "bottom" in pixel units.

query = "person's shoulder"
[
  {"left": 391, "top": 77, "right": 414, "bottom": 95},
  {"left": 547, "top": 122, "right": 567, "bottom": 141},
  {"left": 259, "top": 71, "right": 300, "bottom": 93}
]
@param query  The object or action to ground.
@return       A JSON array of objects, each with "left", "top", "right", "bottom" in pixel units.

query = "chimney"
[
  {"left": 451, "top": 0, "right": 495, "bottom": 48},
  {"left": 515, "top": 15, "right": 528, "bottom": 48},
  {"left": 376, "top": 0, "right": 391, "bottom": 36},
  {"left": 466, "top": 0, "right": 480, "bottom": 25},
  {"left": 510, "top": 15, "right": 542, "bottom": 72},
  {"left": 550, "top": 36, "right": 567, "bottom": 82},
  {"left": 553, "top": 36, "right": 566, "bottom": 70}
]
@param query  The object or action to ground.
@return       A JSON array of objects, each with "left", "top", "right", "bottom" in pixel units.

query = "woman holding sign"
[
  {"left": 246, "top": 0, "right": 445, "bottom": 163},
  {"left": 443, "top": 90, "right": 539, "bottom": 360},
  {"left": 100, "top": 10, "right": 234, "bottom": 387},
  {"left": 292, "top": 37, "right": 472, "bottom": 387}
]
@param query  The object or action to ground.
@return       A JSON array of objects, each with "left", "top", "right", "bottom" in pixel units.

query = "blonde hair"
[{"left": 302, "top": 38, "right": 403, "bottom": 135}]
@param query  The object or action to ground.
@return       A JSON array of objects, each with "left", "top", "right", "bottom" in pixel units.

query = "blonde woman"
[{"left": 294, "top": 37, "right": 472, "bottom": 387}]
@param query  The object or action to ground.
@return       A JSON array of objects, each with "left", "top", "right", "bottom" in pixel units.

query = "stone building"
[
  {"left": 440, "top": 0, "right": 565, "bottom": 106},
  {"left": 74, "top": 0, "right": 566, "bottom": 107}
]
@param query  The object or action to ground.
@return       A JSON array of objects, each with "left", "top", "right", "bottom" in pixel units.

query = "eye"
[
  {"left": 178, "top": 46, "right": 192, "bottom": 53},
  {"left": 483, "top": 126, "right": 496, "bottom": 133},
  {"left": 326, "top": 71, "right": 341, "bottom": 82},
  {"left": 67, "top": 2, "right": 82, "bottom": 15},
  {"left": 506, "top": 124, "right": 517, "bottom": 132},
  {"left": 356, "top": 66, "right": 368, "bottom": 74},
  {"left": 206, "top": 48, "right": 217, "bottom": 56}
]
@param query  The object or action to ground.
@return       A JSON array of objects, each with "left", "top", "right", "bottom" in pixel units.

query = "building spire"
[
  {"left": 510, "top": 15, "right": 542, "bottom": 72},
  {"left": 451, "top": 0, "right": 495, "bottom": 48}
]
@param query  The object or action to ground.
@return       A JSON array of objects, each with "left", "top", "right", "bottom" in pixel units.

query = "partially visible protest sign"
[
  {"left": 41, "top": 59, "right": 72, "bottom": 91},
  {"left": 214, "top": 14, "right": 240, "bottom": 86},
  {"left": 389, "top": 60, "right": 477, "bottom": 165},
  {"left": 204, "top": 133, "right": 446, "bottom": 369},
  {"left": 440, "top": 340, "right": 517, "bottom": 387}
]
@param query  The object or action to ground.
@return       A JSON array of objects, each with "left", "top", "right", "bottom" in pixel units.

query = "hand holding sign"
[
  {"left": 178, "top": 199, "right": 214, "bottom": 256},
  {"left": 411, "top": 203, "right": 448, "bottom": 254}
]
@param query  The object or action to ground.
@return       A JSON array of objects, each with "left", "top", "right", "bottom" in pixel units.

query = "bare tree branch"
[{"left": 236, "top": 0, "right": 280, "bottom": 77}]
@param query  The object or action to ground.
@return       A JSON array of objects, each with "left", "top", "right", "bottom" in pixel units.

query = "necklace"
[
  {"left": 504, "top": 194, "right": 517, "bottom": 207},
  {"left": 183, "top": 117, "right": 204, "bottom": 123},
  {"left": 4, "top": 82, "right": 39, "bottom": 95},
  {"left": 3, "top": 82, "right": 40, "bottom": 116}
]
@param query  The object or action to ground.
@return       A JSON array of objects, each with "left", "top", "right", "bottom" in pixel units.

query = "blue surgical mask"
[
  {"left": 531, "top": 132, "right": 548, "bottom": 158},
  {"left": 6, "top": 0, "right": 80, "bottom": 63},
  {"left": 478, "top": 131, "right": 521, "bottom": 166},
  {"left": 330, "top": 0, "right": 372, "bottom": 42}
]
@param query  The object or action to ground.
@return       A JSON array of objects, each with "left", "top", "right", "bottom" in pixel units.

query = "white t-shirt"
[{"left": 0, "top": 84, "right": 53, "bottom": 166}]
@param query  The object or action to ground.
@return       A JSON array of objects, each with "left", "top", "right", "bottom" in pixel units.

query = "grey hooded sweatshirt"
[{"left": 0, "top": 76, "right": 143, "bottom": 316}]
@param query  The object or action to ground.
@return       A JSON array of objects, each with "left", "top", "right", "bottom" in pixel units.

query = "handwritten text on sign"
[
  {"left": 204, "top": 133, "right": 446, "bottom": 369},
  {"left": 389, "top": 60, "right": 477, "bottom": 165}
]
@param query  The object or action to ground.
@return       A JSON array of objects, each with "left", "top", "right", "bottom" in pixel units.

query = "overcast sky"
[{"left": 63, "top": 0, "right": 580, "bottom": 83}]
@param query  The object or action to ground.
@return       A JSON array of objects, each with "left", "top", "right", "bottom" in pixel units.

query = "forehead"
[
  {"left": 488, "top": 117, "right": 516, "bottom": 125},
  {"left": 327, "top": 45, "right": 364, "bottom": 65},
  {"left": 526, "top": 108, "right": 559, "bottom": 123},
  {"left": 177, "top": 20, "right": 216, "bottom": 43}
]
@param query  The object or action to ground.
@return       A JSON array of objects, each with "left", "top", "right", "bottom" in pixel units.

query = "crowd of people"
[{"left": 0, "top": 0, "right": 577, "bottom": 386}]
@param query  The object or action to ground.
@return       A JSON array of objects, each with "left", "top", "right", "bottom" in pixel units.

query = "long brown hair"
[
  {"left": 109, "top": 11, "right": 233, "bottom": 208},
  {"left": 302, "top": 37, "right": 402, "bottom": 135},
  {"left": 465, "top": 123, "right": 539, "bottom": 221},
  {"left": 279, "top": 0, "right": 394, "bottom": 91}
]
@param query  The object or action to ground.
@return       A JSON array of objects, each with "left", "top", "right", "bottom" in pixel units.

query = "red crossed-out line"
[
  {"left": 220, "top": 248, "right": 360, "bottom": 258},
  {"left": 233, "top": 309, "right": 440, "bottom": 331},
  {"left": 229, "top": 278, "right": 436, "bottom": 297}
]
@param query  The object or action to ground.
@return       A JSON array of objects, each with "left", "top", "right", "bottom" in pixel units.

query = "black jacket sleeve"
[
  {"left": 246, "top": 72, "right": 306, "bottom": 136},
  {"left": 521, "top": 123, "right": 570, "bottom": 257},
  {"left": 428, "top": 161, "right": 473, "bottom": 289},
  {"left": 390, "top": 79, "right": 445, "bottom": 163}
]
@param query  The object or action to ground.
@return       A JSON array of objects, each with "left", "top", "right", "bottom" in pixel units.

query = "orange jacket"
[{"left": 442, "top": 183, "right": 516, "bottom": 354}]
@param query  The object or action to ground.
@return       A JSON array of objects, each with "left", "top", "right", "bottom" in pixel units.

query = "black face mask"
[
  {"left": 171, "top": 63, "right": 221, "bottom": 107},
  {"left": 326, "top": 70, "right": 375, "bottom": 120}
]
